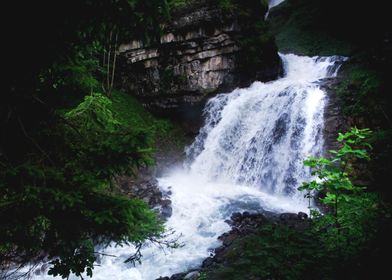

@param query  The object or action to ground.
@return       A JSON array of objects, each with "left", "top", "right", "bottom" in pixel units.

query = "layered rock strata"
[{"left": 118, "top": 0, "right": 282, "bottom": 111}]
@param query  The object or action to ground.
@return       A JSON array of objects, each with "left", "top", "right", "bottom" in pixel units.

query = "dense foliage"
[{"left": 1, "top": 0, "right": 176, "bottom": 278}]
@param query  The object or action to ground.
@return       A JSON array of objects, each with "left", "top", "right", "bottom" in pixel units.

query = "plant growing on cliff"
[
  {"left": 300, "top": 127, "right": 372, "bottom": 211},
  {"left": 299, "top": 127, "right": 380, "bottom": 257}
]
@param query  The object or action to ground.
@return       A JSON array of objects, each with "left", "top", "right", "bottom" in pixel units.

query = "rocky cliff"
[{"left": 118, "top": 0, "right": 282, "bottom": 112}]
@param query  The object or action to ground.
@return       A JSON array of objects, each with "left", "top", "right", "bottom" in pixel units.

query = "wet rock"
[
  {"left": 214, "top": 246, "right": 228, "bottom": 264},
  {"left": 113, "top": 176, "right": 173, "bottom": 220},
  {"left": 161, "top": 205, "right": 173, "bottom": 219},
  {"left": 170, "top": 272, "right": 186, "bottom": 280},
  {"left": 184, "top": 271, "right": 200, "bottom": 279},
  {"left": 220, "top": 230, "right": 239, "bottom": 246},
  {"left": 321, "top": 77, "right": 349, "bottom": 151},
  {"left": 278, "top": 212, "right": 311, "bottom": 230},
  {"left": 242, "top": 211, "right": 251, "bottom": 218},
  {"left": 298, "top": 211, "right": 308, "bottom": 220},
  {"left": 279, "top": 212, "right": 300, "bottom": 221},
  {"left": 279, "top": 212, "right": 308, "bottom": 221},
  {"left": 230, "top": 212, "right": 242, "bottom": 222},
  {"left": 226, "top": 211, "right": 267, "bottom": 234},
  {"left": 202, "top": 257, "right": 214, "bottom": 268},
  {"left": 161, "top": 199, "right": 172, "bottom": 207}
]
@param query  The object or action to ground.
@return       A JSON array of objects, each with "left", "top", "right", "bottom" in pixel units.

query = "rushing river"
[{"left": 27, "top": 53, "right": 345, "bottom": 280}]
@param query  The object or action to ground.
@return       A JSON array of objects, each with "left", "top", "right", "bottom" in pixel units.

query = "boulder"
[
  {"left": 202, "top": 257, "right": 214, "bottom": 268},
  {"left": 184, "top": 271, "right": 200, "bottom": 280}
]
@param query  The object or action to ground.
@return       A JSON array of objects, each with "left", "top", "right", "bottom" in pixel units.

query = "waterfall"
[
  {"left": 28, "top": 54, "right": 345, "bottom": 280},
  {"left": 186, "top": 54, "right": 345, "bottom": 197},
  {"left": 265, "top": 0, "right": 286, "bottom": 18},
  {"left": 269, "top": 0, "right": 285, "bottom": 9}
]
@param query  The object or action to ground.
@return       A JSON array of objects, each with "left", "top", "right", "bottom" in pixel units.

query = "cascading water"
[
  {"left": 28, "top": 53, "right": 345, "bottom": 280},
  {"left": 269, "top": 0, "right": 285, "bottom": 9},
  {"left": 186, "top": 54, "right": 344, "bottom": 197},
  {"left": 265, "top": 0, "right": 286, "bottom": 18}
]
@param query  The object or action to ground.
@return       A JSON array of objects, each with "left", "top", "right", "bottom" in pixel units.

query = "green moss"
[
  {"left": 111, "top": 90, "right": 187, "bottom": 155},
  {"left": 335, "top": 63, "right": 381, "bottom": 117}
]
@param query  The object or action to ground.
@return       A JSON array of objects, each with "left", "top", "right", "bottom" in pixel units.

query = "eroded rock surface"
[{"left": 119, "top": 0, "right": 282, "bottom": 110}]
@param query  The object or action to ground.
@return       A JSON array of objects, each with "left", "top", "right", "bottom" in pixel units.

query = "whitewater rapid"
[{"left": 28, "top": 53, "right": 345, "bottom": 280}]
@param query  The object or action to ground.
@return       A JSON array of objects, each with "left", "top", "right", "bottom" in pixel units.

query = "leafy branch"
[{"left": 299, "top": 127, "right": 373, "bottom": 256}]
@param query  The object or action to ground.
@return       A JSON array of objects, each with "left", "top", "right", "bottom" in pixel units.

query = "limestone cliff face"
[{"left": 118, "top": 0, "right": 282, "bottom": 110}]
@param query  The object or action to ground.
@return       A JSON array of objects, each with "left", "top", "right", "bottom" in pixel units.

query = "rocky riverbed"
[{"left": 156, "top": 210, "right": 309, "bottom": 280}]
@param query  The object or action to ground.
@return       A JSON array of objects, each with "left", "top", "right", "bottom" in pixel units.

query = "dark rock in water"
[
  {"left": 184, "top": 271, "right": 200, "bottom": 279},
  {"left": 220, "top": 231, "right": 239, "bottom": 246},
  {"left": 202, "top": 257, "right": 214, "bottom": 268},
  {"left": 161, "top": 199, "right": 172, "bottom": 207},
  {"left": 298, "top": 211, "right": 308, "bottom": 220},
  {"left": 161, "top": 205, "right": 173, "bottom": 219},
  {"left": 279, "top": 212, "right": 300, "bottom": 221},
  {"left": 280, "top": 212, "right": 308, "bottom": 221},
  {"left": 214, "top": 246, "right": 229, "bottom": 264},
  {"left": 242, "top": 211, "right": 251, "bottom": 218},
  {"left": 230, "top": 212, "right": 242, "bottom": 222},
  {"left": 113, "top": 176, "right": 173, "bottom": 220},
  {"left": 278, "top": 212, "right": 311, "bottom": 230},
  {"left": 262, "top": 210, "right": 280, "bottom": 220},
  {"left": 169, "top": 272, "right": 186, "bottom": 280},
  {"left": 227, "top": 211, "right": 267, "bottom": 233}
]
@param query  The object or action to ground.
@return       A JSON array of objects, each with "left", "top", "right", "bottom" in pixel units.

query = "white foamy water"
[
  {"left": 269, "top": 0, "right": 285, "bottom": 9},
  {"left": 26, "top": 53, "right": 345, "bottom": 280}
]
